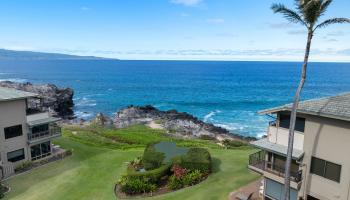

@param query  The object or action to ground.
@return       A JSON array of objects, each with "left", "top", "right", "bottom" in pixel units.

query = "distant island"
[{"left": 0, "top": 49, "right": 117, "bottom": 60}]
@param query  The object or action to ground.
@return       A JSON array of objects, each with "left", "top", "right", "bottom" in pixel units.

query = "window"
[
  {"left": 30, "top": 141, "right": 51, "bottom": 161},
  {"left": 279, "top": 113, "right": 305, "bottom": 132},
  {"left": 310, "top": 157, "right": 341, "bottom": 182},
  {"left": 7, "top": 149, "right": 25, "bottom": 162},
  {"left": 32, "top": 124, "right": 49, "bottom": 134},
  {"left": 265, "top": 178, "right": 298, "bottom": 200},
  {"left": 4, "top": 124, "right": 23, "bottom": 139}
]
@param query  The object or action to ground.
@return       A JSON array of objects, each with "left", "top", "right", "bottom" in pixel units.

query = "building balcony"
[
  {"left": 248, "top": 151, "right": 303, "bottom": 183},
  {"left": 27, "top": 126, "right": 61, "bottom": 144}
]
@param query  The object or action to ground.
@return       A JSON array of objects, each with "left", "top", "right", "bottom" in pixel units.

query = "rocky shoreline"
[
  {"left": 0, "top": 81, "right": 256, "bottom": 142},
  {"left": 93, "top": 105, "right": 256, "bottom": 142}
]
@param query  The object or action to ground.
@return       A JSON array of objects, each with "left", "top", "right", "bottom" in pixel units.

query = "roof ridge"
[{"left": 258, "top": 92, "right": 350, "bottom": 121}]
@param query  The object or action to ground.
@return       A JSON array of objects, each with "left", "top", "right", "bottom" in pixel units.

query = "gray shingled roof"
[
  {"left": 259, "top": 92, "right": 350, "bottom": 122},
  {"left": 251, "top": 138, "right": 304, "bottom": 160},
  {"left": 27, "top": 116, "right": 60, "bottom": 127},
  {"left": 0, "top": 87, "right": 37, "bottom": 102}
]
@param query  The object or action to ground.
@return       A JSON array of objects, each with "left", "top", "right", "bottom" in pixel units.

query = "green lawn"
[{"left": 3, "top": 125, "right": 259, "bottom": 200}]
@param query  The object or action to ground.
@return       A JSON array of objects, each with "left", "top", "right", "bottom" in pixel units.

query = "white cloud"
[
  {"left": 170, "top": 0, "right": 202, "bottom": 6},
  {"left": 80, "top": 6, "right": 90, "bottom": 11},
  {"left": 206, "top": 18, "right": 225, "bottom": 24}
]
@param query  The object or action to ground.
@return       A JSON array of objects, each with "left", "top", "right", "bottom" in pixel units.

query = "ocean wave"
[
  {"left": 75, "top": 97, "right": 97, "bottom": 107},
  {"left": 256, "top": 132, "right": 267, "bottom": 139},
  {"left": 203, "top": 110, "right": 221, "bottom": 122},
  {"left": 214, "top": 123, "right": 246, "bottom": 131},
  {"left": 0, "top": 78, "right": 27, "bottom": 83},
  {"left": 75, "top": 111, "right": 94, "bottom": 119}
]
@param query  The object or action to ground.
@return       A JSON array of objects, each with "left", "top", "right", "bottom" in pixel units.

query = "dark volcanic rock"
[
  {"left": 0, "top": 81, "right": 74, "bottom": 119},
  {"left": 114, "top": 105, "right": 256, "bottom": 142},
  {"left": 91, "top": 112, "right": 114, "bottom": 126}
]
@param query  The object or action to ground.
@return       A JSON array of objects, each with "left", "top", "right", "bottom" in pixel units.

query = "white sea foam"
[
  {"left": 256, "top": 132, "right": 267, "bottom": 139},
  {"left": 203, "top": 110, "right": 221, "bottom": 122},
  {"left": 0, "top": 78, "right": 27, "bottom": 83},
  {"left": 214, "top": 123, "right": 240, "bottom": 131},
  {"left": 75, "top": 97, "right": 97, "bottom": 107},
  {"left": 75, "top": 111, "right": 93, "bottom": 119}
]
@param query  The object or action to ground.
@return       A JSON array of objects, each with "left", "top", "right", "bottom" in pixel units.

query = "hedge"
[
  {"left": 126, "top": 163, "right": 171, "bottom": 183},
  {"left": 177, "top": 148, "right": 212, "bottom": 173},
  {"left": 222, "top": 139, "right": 247, "bottom": 149},
  {"left": 142, "top": 142, "right": 165, "bottom": 170}
]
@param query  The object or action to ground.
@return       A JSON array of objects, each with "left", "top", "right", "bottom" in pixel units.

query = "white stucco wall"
[{"left": 0, "top": 99, "right": 30, "bottom": 166}]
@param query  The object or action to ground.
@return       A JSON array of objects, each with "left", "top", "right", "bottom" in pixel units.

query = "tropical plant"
[
  {"left": 271, "top": 0, "right": 349, "bottom": 199},
  {"left": 118, "top": 176, "right": 157, "bottom": 194},
  {"left": 182, "top": 170, "right": 203, "bottom": 186},
  {"left": 168, "top": 175, "right": 184, "bottom": 190},
  {"left": 171, "top": 165, "right": 187, "bottom": 179}
]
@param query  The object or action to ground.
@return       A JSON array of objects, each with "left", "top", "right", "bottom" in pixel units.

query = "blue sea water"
[{"left": 0, "top": 60, "right": 350, "bottom": 137}]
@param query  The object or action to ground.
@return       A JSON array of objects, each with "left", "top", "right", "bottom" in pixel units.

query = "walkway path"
[{"left": 229, "top": 179, "right": 262, "bottom": 200}]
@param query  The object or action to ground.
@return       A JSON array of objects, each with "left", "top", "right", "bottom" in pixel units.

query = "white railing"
[
  {"left": 31, "top": 152, "right": 52, "bottom": 161},
  {"left": 1, "top": 162, "right": 15, "bottom": 179},
  {"left": 28, "top": 126, "right": 61, "bottom": 142}
]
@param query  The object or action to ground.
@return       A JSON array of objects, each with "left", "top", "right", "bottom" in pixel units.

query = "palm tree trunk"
[{"left": 283, "top": 29, "right": 313, "bottom": 200}]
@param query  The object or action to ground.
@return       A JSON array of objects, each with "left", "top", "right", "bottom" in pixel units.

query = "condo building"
[
  {"left": 0, "top": 87, "right": 61, "bottom": 179},
  {"left": 249, "top": 93, "right": 350, "bottom": 200}
]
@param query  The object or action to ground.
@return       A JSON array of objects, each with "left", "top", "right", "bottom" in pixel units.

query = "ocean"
[{"left": 0, "top": 60, "right": 349, "bottom": 137}]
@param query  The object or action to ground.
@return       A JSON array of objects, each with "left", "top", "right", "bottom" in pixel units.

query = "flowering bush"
[
  {"left": 171, "top": 165, "right": 187, "bottom": 179},
  {"left": 168, "top": 166, "right": 204, "bottom": 190}
]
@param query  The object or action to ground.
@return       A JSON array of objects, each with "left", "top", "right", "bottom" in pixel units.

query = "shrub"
[
  {"left": 143, "top": 143, "right": 165, "bottom": 170},
  {"left": 182, "top": 170, "right": 203, "bottom": 186},
  {"left": 130, "top": 157, "right": 143, "bottom": 170},
  {"left": 0, "top": 183, "right": 9, "bottom": 199},
  {"left": 199, "top": 135, "right": 216, "bottom": 141},
  {"left": 127, "top": 164, "right": 171, "bottom": 184},
  {"left": 65, "top": 149, "right": 73, "bottom": 156},
  {"left": 168, "top": 175, "right": 183, "bottom": 190},
  {"left": 118, "top": 176, "right": 157, "bottom": 194},
  {"left": 0, "top": 184, "right": 4, "bottom": 199},
  {"left": 168, "top": 169, "right": 203, "bottom": 190},
  {"left": 178, "top": 148, "right": 212, "bottom": 173},
  {"left": 171, "top": 165, "right": 187, "bottom": 179},
  {"left": 14, "top": 161, "right": 33, "bottom": 173},
  {"left": 222, "top": 139, "right": 247, "bottom": 149}
]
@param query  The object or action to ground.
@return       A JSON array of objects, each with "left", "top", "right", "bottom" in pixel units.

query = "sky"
[{"left": 0, "top": 0, "right": 349, "bottom": 61}]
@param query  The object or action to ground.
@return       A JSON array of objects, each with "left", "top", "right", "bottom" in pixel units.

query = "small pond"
[{"left": 154, "top": 141, "right": 188, "bottom": 163}]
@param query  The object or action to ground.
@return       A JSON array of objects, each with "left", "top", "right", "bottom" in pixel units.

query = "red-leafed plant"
[{"left": 171, "top": 165, "right": 187, "bottom": 179}]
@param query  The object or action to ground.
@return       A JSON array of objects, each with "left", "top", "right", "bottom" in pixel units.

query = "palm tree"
[{"left": 271, "top": 0, "right": 349, "bottom": 199}]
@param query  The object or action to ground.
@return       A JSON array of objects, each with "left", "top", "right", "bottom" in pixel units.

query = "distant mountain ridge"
[{"left": 0, "top": 49, "right": 117, "bottom": 60}]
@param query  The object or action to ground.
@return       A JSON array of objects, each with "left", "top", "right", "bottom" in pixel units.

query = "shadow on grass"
[{"left": 211, "top": 157, "right": 221, "bottom": 173}]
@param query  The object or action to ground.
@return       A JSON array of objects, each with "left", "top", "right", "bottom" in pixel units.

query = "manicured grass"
[
  {"left": 3, "top": 126, "right": 259, "bottom": 200},
  {"left": 64, "top": 125, "right": 222, "bottom": 149}
]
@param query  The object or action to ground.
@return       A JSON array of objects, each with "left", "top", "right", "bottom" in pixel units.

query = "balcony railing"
[
  {"left": 249, "top": 151, "right": 302, "bottom": 183},
  {"left": 28, "top": 126, "right": 62, "bottom": 141}
]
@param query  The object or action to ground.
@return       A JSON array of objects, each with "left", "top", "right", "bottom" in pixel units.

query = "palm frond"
[
  {"left": 315, "top": 18, "right": 350, "bottom": 30},
  {"left": 271, "top": 3, "right": 307, "bottom": 27},
  {"left": 301, "top": 0, "right": 323, "bottom": 26},
  {"left": 319, "top": 0, "right": 333, "bottom": 16}
]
